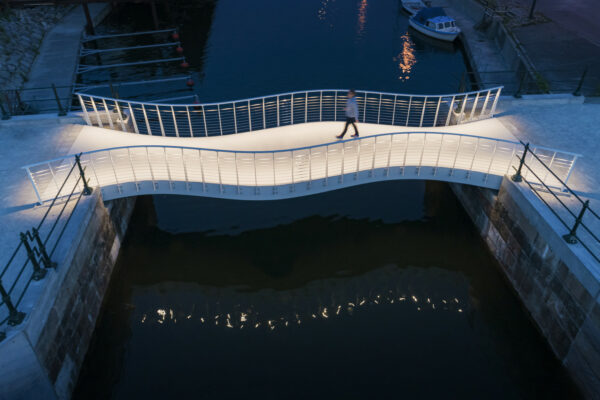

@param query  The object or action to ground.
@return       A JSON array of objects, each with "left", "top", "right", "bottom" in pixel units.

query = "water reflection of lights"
[
  {"left": 356, "top": 0, "right": 368, "bottom": 37},
  {"left": 141, "top": 291, "right": 467, "bottom": 332},
  {"left": 317, "top": 0, "right": 333, "bottom": 21},
  {"left": 394, "top": 33, "right": 416, "bottom": 81}
]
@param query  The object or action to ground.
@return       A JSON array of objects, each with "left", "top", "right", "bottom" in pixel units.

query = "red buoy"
[
  {"left": 180, "top": 61, "right": 190, "bottom": 68},
  {"left": 172, "top": 32, "right": 180, "bottom": 40},
  {"left": 176, "top": 46, "right": 184, "bottom": 54},
  {"left": 186, "top": 78, "right": 195, "bottom": 87}
]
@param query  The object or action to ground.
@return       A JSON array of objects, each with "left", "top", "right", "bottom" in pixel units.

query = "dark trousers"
[{"left": 339, "top": 117, "right": 359, "bottom": 138}]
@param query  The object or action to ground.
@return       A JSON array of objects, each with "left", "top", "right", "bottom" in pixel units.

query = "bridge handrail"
[
  {"left": 22, "top": 130, "right": 580, "bottom": 168},
  {"left": 76, "top": 87, "right": 504, "bottom": 137},
  {"left": 23, "top": 131, "right": 579, "bottom": 207},
  {"left": 76, "top": 87, "right": 504, "bottom": 108}
]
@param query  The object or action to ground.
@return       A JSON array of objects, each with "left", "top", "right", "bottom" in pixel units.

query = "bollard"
[
  {"left": 20, "top": 232, "right": 47, "bottom": 281},
  {"left": 75, "top": 154, "right": 93, "bottom": 195},
  {"left": 514, "top": 72, "right": 526, "bottom": 98},
  {"left": 52, "top": 84, "right": 67, "bottom": 116},
  {"left": 0, "top": 100, "right": 10, "bottom": 120},
  {"left": 573, "top": 66, "right": 588, "bottom": 97},
  {"left": 563, "top": 200, "right": 589, "bottom": 244},
  {"left": 31, "top": 228, "right": 57, "bottom": 269},
  {"left": 0, "top": 281, "right": 25, "bottom": 326},
  {"left": 511, "top": 143, "right": 529, "bottom": 182}
]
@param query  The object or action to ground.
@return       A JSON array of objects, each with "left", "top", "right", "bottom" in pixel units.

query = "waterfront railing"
[
  {"left": 512, "top": 142, "right": 600, "bottom": 264},
  {"left": 23, "top": 131, "right": 577, "bottom": 204},
  {"left": 0, "top": 157, "right": 90, "bottom": 339},
  {"left": 75, "top": 87, "right": 503, "bottom": 137}
]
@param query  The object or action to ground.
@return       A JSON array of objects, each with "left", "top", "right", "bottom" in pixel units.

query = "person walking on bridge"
[{"left": 336, "top": 89, "right": 359, "bottom": 139}]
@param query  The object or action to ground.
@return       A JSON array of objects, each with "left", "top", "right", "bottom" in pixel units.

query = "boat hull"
[{"left": 408, "top": 18, "right": 459, "bottom": 42}]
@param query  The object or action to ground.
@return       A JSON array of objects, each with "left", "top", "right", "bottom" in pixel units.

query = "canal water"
[{"left": 74, "top": 0, "right": 580, "bottom": 398}]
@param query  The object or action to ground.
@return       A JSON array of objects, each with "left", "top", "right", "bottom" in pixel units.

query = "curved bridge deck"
[{"left": 24, "top": 122, "right": 579, "bottom": 202}]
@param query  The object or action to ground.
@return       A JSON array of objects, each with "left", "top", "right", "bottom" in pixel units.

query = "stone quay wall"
[
  {"left": 0, "top": 192, "right": 136, "bottom": 400},
  {"left": 451, "top": 178, "right": 600, "bottom": 399},
  {"left": 0, "top": 6, "right": 74, "bottom": 90}
]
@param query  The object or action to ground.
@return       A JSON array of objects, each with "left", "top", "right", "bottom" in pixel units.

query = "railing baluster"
[
  {"left": 405, "top": 96, "right": 412, "bottom": 126},
  {"left": 181, "top": 148, "right": 189, "bottom": 191},
  {"left": 334, "top": 91, "right": 337, "bottom": 121},
  {"left": 484, "top": 141, "right": 498, "bottom": 183},
  {"left": 25, "top": 167, "right": 43, "bottom": 204},
  {"left": 417, "top": 134, "right": 426, "bottom": 176},
  {"left": 401, "top": 134, "right": 410, "bottom": 176},
  {"left": 362, "top": 92, "right": 367, "bottom": 123},
  {"left": 386, "top": 135, "right": 393, "bottom": 176},
  {"left": 233, "top": 102, "right": 238, "bottom": 134},
  {"left": 340, "top": 142, "right": 345, "bottom": 184},
  {"left": 91, "top": 98, "right": 103, "bottom": 128},
  {"left": 467, "top": 139, "right": 480, "bottom": 179},
  {"left": 127, "top": 148, "right": 138, "bottom": 192},
  {"left": 355, "top": 139, "right": 361, "bottom": 179},
  {"left": 458, "top": 94, "right": 468, "bottom": 124},
  {"left": 141, "top": 104, "right": 151, "bottom": 135},
  {"left": 202, "top": 105, "right": 208, "bottom": 137},
  {"left": 198, "top": 149, "right": 206, "bottom": 193},
  {"left": 481, "top": 90, "right": 491, "bottom": 117},
  {"left": 171, "top": 106, "right": 179, "bottom": 137},
  {"left": 163, "top": 147, "right": 172, "bottom": 190},
  {"left": 235, "top": 153, "right": 240, "bottom": 194},
  {"left": 450, "top": 136, "right": 462, "bottom": 176},
  {"left": 470, "top": 93, "right": 480, "bottom": 121},
  {"left": 433, "top": 134, "right": 444, "bottom": 175},
  {"left": 128, "top": 102, "right": 139, "bottom": 134},
  {"left": 186, "top": 106, "right": 193, "bottom": 137},
  {"left": 305, "top": 92, "right": 308, "bottom": 123},
  {"left": 156, "top": 105, "right": 166, "bottom": 136},
  {"left": 277, "top": 95, "right": 280, "bottom": 126},
  {"left": 217, "top": 151, "right": 223, "bottom": 193},
  {"left": 433, "top": 97, "right": 441, "bottom": 127},
  {"left": 262, "top": 98, "right": 266, "bottom": 129},
  {"left": 102, "top": 99, "right": 114, "bottom": 129},
  {"left": 490, "top": 87, "right": 502, "bottom": 116},
  {"left": 377, "top": 93, "right": 382, "bottom": 124},
  {"left": 419, "top": 96, "right": 427, "bottom": 127},
  {"left": 78, "top": 95, "right": 92, "bottom": 126},
  {"left": 370, "top": 137, "right": 377, "bottom": 177},
  {"left": 291, "top": 94, "right": 294, "bottom": 124},
  {"left": 391, "top": 95, "right": 397, "bottom": 125},
  {"left": 319, "top": 91, "right": 322, "bottom": 122},
  {"left": 218, "top": 104, "right": 223, "bottom": 135},
  {"left": 445, "top": 96, "right": 455, "bottom": 126},
  {"left": 324, "top": 145, "right": 329, "bottom": 186},
  {"left": 145, "top": 148, "right": 156, "bottom": 191},
  {"left": 248, "top": 100, "right": 252, "bottom": 131}
]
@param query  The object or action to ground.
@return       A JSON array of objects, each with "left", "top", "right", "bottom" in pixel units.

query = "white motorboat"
[
  {"left": 401, "top": 0, "right": 426, "bottom": 16},
  {"left": 409, "top": 7, "right": 461, "bottom": 42}
]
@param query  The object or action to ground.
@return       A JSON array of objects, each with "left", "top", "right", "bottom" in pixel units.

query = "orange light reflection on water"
[
  {"left": 357, "top": 0, "right": 368, "bottom": 37},
  {"left": 394, "top": 32, "right": 417, "bottom": 81}
]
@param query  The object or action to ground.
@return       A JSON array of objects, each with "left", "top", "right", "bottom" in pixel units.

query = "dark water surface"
[
  {"left": 81, "top": 0, "right": 470, "bottom": 100},
  {"left": 74, "top": 182, "right": 579, "bottom": 399}
]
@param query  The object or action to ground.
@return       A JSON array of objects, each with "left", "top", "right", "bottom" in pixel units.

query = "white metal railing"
[
  {"left": 76, "top": 87, "right": 503, "bottom": 137},
  {"left": 23, "top": 131, "right": 578, "bottom": 203}
]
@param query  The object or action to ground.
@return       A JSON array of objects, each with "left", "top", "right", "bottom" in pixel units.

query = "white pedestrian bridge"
[{"left": 23, "top": 88, "right": 579, "bottom": 202}]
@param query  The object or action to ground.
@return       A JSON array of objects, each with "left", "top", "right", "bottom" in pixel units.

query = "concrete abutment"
[
  {"left": 0, "top": 193, "right": 135, "bottom": 400},
  {"left": 451, "top": 178, "right": 600, "bottom": 398}
]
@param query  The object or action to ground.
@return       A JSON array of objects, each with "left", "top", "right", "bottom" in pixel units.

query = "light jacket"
[{"left": 345, "top": 97, "right": 359, "bottom": 119}]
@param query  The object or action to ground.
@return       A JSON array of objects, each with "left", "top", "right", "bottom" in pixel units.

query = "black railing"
[
  {"left": 512, "top": 142, "right": 600, "bottom": 263},
  {"left": 0, "top": 155, "right": 93, "bottom": 341},
  {"left": 0, "top": 84, "right": 75, "bottom": 118}
]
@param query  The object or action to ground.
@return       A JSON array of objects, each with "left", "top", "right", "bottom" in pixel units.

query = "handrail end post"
[
  {"left": 75, "top": 154, "right": 93, "bottom": 196},
  {"left": 511, "top": 142, "right": 529, "bottom": 182}
]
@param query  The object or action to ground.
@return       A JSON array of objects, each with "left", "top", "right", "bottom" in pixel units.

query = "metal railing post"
[
  {"left": 52, "top": 84, "right": 67, "bottom": 116},
  {"left": 563, "top": 200, "right": 589, "bottom": 244},
  {"left": 511, "top": 143, "right": 529, "bottom": 182},
  {"left": 573, "top": 66, "right": 588, "bottom": 96},
  {"left": 514, "top": 73, "right": 526, "bottom": 98},
  {"left": 0, "top": 99, "right": 10, "bottom": 120},
  {"left": 0, "top": 281, "right": 25, "bottom": 326},
  {"left": 31, "top": 228, "right": 56, "bottom": 269},
  {"left": 75, "top": 154, "right": 93, "bottom": 195},
  {"left": 20, "top": 232, "right": 47, "bottom": 281}
]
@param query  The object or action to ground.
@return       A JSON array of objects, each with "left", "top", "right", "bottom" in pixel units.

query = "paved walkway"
[
  {"left": 21, "top": 4, "right": 110, "bottom": 113},
  {"left": 497, "top": 98, "right": 600, "bottom": 269}
]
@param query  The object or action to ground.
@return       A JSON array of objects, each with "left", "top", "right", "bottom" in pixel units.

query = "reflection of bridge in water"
[{"left": 23, "top": 88, "right": 579, "bottom": 202}]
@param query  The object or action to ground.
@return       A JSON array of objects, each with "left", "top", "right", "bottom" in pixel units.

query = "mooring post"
[
  {"left": 0, "top": 281, "right": 25, "bottom": 326},
  {"left": 573, "top": 66, "right": 588, "bottom": 96},
  {"left": 75, "top": 154, "right": 94, "bottom": 195},
  {"left": 31, "top": 228, "right": 57, "bottom": 269},
  {"left": 514, "top": 72, "right": 526, "bottom": 98},
  {"left": 563, "top": 200, "right": 589, "bottom": 244},
  {"left": 20, "top": 232, "right": 47, "bottom": 281},
  {"left": 52, "top": 84, "right": 66, "bottom": 116},
  {"left": 511, "top": 143, "right": 529, "bottom": 182},
  {"left": 0, "top": 99, "right": 10, "bottom": 120}
]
